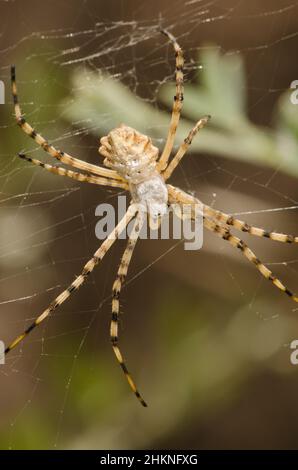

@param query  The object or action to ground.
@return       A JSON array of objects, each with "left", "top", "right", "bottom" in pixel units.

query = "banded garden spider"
[{"left": 5, "top": 30, "right": 298, "bottom": 407}]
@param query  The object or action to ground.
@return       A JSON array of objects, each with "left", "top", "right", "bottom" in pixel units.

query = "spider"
[{"left": 5, "top": 30, "right": 298, "bottom": 407}]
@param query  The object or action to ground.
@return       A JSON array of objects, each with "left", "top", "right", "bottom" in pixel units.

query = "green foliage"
[{"left": 63, "top": 46, "right": 298, "bottom": 177}]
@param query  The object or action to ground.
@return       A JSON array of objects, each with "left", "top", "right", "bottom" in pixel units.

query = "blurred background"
[{"left": 0, "top": 0, "right": 298, "bottom": 450}]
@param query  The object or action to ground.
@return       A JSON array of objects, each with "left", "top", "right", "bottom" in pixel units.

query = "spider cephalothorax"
[{"left": 6, "top": 30, "right": 298, "bottom": 408}]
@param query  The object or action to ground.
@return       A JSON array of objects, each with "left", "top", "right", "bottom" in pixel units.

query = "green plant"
[{"left": 63, "top": 46, "right": 298, "bottom": 177}]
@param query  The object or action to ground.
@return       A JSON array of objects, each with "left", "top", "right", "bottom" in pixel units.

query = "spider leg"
[
  {"left": 5, "top": 205, "right": 138, "bottom": 355},
  {"left": 204, "top": 217, "right": 298, "bottom": 302},
  {"left": 203, "top": 203, "right": 298, "bottom": 244},
  {"left": 168, "top": 184, "right": 298, "bottom": 301},
  {"left": 157, "top": 30, "right": 184, "bottom": 172},
  {"left": 18, "top": 152, "right": 129, "bottom": 190},
  {"left": 110, "top": 210, "right": 147, "bottom": 407},
  {"left": 167, "top": 183, "right": 200, "bottom": 206},
  {"left": 11, "top": 66, "right": 124, "bottom": 181},
  {"left": 162, "top": 116, "right": 210, "bottom": 181},
  {"left": 167, "top": 185, "right": 298, "bottom": 243}
]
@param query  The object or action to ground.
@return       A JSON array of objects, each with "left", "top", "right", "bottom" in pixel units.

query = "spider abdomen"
[{"left": 99, "top": 124, "right": 159, "bottom": 183}]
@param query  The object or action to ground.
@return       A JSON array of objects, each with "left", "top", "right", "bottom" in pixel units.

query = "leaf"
[
  {"left": 62, "top": 68, "right": 172, "bottom": 140},
  {"left": 62, "top": 49, "right": 298, "bottom": 178},
  {"left": 277, "top": 88, "right": 298, "bottom": 140}
]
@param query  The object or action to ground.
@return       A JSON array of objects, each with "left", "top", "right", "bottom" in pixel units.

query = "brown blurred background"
[{"left": 0, "top": 0, "right": 298, "bottom": 450}]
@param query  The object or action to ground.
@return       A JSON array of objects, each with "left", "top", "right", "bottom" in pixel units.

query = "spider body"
[
  {"left": 5, "top": 30, "right": 298, "bottom": 408},
  {"left": 100, "top": 124, "right": 168, "bottom": 217}
]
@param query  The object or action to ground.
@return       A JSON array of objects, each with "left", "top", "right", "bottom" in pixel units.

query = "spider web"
[{"left": 0, "top": 0, "right": 298, "bottom": 450}]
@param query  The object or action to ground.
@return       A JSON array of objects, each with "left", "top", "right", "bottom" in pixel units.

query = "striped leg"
[
  {"left": 18, "top": 153, "right": 129, "bottom": 190},
  {"left": 110, "top": 211, "right": 147, "bottom": 406},
  {"left": 167, "top": 183, "right": 200, "bottom": 206},
  {"left": 167, "top": 185, "right": 298, "bottom": 302},
  {"left": 5, "top": 205, "right": 138, "bottom": 355},
  {"left": 162, "top": 116, "right": 210, "bottom": 181},
  {"left": 204, "top": 217, "right": 298, "bottom": 302},
  {"left": 11, "top": 66, "right": 124, "bottom": 181},
  {"left": 167, "top": 185, "right": 298, "bottom": 244},
  {"left": 203, "top": 203, "right": 298, "bottom": 244},
  {"left": 157, "top": 30, "right": 184, "bottom": 172}
]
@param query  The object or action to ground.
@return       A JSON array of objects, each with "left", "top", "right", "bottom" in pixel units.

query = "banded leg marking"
[
  {"left": 158, "top": 30, "right": 184, "bottom": 172},
  {"left": 110, "top": 212, "right": 147, "bottom": 406},
  {"left": 162, "top": 115, "right": 210, "bottom": 181},
  {"left": 203, "top": 203, "right": 298, "bottom": 244},
  {"left": 18, "top": 153, "right": 128, "bottom": 189},
  {"left": 204, "top": 217, "right": 298, "bottom": 302},
  {"left": 11, "top": 65, "right": 124, "bottom": 181},
  {"left": 5, "top": 205, "right": 137, "bottom": 355},
  {"left": 167, "top": 185, "right": 298, "bottom": 245}
]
